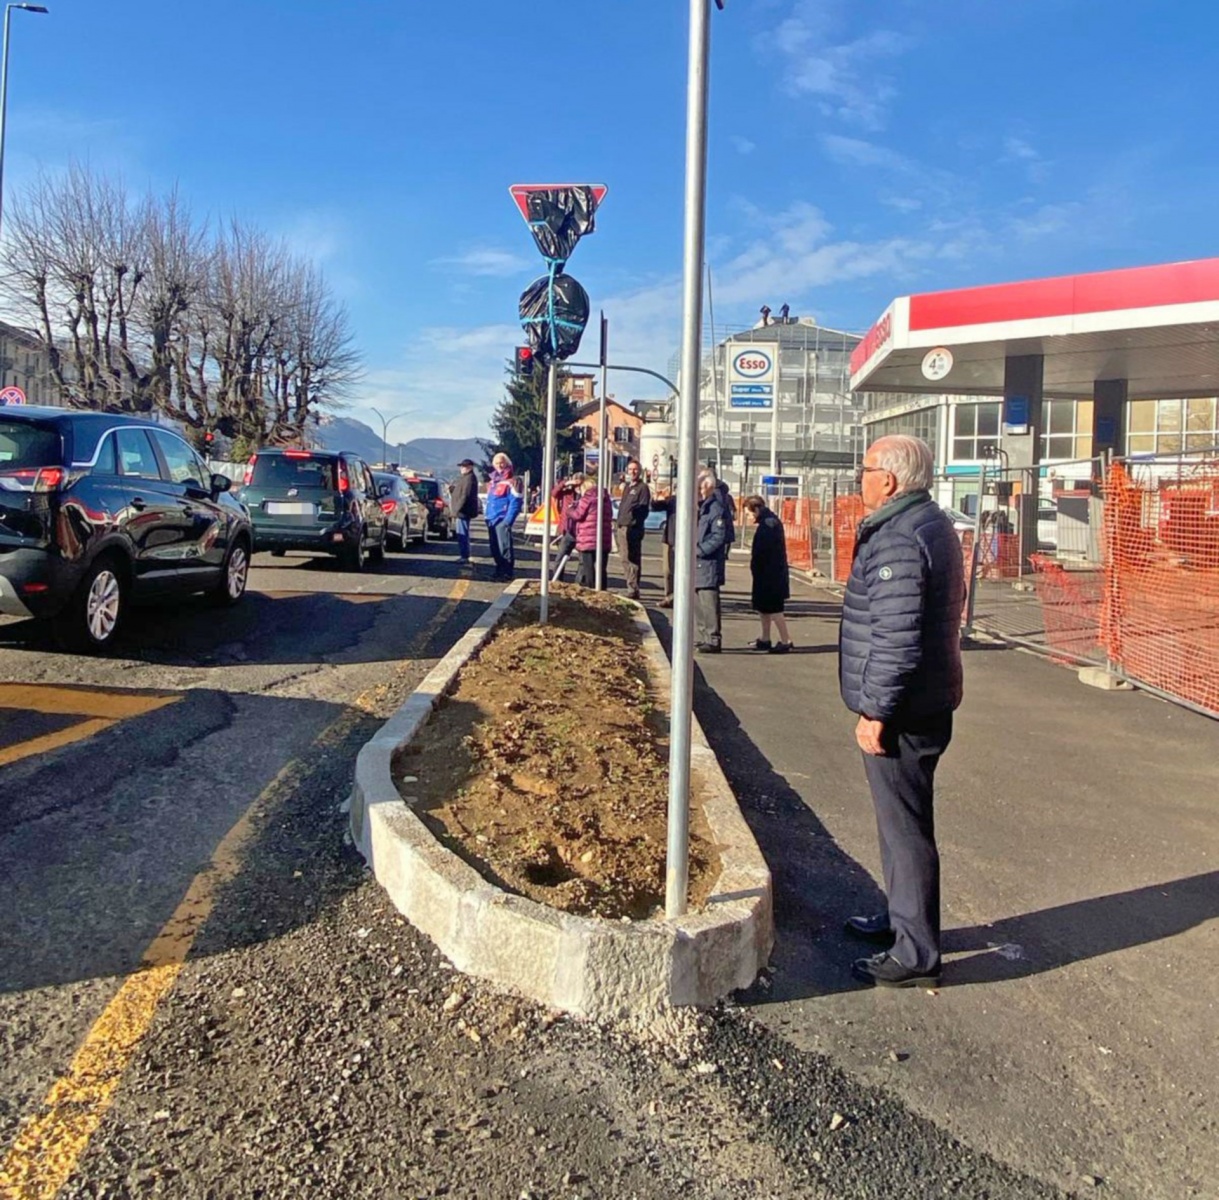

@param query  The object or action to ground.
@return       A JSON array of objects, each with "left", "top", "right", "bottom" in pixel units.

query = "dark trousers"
[
  {"left": 488, "top": 521, "right": 514, "bottom": 577},
  {"left": 861, "top": 712, "right": 953, "bottom": 973},
  {"left": 661, "top": 542, "right": 674, "bottom": 600},
  {"left": 553, "top": 532, "right": 576, "bottom": 581},
  {"left": 576, "top": 549, "right": 604, "bottom": 589},
  {"left": 616, "top": 527, "right": 644, "bottom": 594},
  {"left": 696, "top": 586, "right": 721, "bottom": 646},
  {"left": 456, "top": 516, "right": 472, "bottom": 561}
]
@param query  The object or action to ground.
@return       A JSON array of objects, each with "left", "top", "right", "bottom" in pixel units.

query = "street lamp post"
[
  {"left": 0, "top": 3, "right": 49, "bottom": 240},
  {"left": 369, "top": 407, "right": 412, "bottom": 469}
]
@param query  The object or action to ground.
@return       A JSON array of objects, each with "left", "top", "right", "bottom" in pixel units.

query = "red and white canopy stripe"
[{"left": 850, "top": 257, "right": 1219, "bottom": 399}]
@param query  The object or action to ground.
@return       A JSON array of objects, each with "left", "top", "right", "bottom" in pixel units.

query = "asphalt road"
[{"left": 1, "top": 529, "right": 1065, "bottom": 1199}]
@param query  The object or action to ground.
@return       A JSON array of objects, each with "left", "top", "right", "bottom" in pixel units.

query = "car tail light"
[
  {"left": 243, "top": 455, "right": 257, "bottom": 486},
  {"left": 283, "top": 449, "right": 312, "bottom": 459},
  {"left": 433, "top": 499, "right": 444, "bottom": 509},
  {"left": 338, "top": 463, "right": 350, "bottom": 493},
  {"left": 380, "top": 499, "right": 397, "bottom": 514},
  {"left": 0, "top": 465, "right": 66, "bottom": 493}
]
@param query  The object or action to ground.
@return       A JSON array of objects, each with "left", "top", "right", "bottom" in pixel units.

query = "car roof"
[{"left": 255, "top": 447, "right": 341, "bottom": 458}]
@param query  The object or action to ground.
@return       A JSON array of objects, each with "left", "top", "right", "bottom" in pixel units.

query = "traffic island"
[{"left": 349, "top": 582, "right": 772, "bottom": 1020}]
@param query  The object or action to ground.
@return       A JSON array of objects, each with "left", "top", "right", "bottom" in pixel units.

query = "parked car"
[
  {"left": 1037, "top": 503, "right": 1059, "bottom": 551},
  {"left": 405, "top": 475, "right": 452, "bottom": 539},
  {"left": 236, "top": 448, "right": 387, "bottom": 571},
  {"left": 373, "top": 471, "right": 427, "bottom": 549},
  {"left": 0, "top": 407, "right": 252, "bottom": 651}
]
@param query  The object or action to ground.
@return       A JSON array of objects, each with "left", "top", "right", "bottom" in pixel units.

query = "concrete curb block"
[{"left": 350, "top": 586, "right": 773, "bottom": 1020}]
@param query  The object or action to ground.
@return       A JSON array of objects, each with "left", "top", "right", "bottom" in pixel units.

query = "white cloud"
[
  {"left": 820, "top": 134, "right": 911, "bottom": 171},
  {"left": 768, "top": 4, "right": 912, "bottom": 130},
  {"left": 431, "top": 247, "right": 532, "bottom": 276},
  {"left": 730, "top": 135, "right": 757, "bottom": 155},
  {"left": 1001, "top": 135, "right": 1051, "bottom": 184}
]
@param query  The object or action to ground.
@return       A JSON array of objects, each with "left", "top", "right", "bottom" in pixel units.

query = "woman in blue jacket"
[{"left": 484, "top": 452, "right": 523, "bottom": 581}]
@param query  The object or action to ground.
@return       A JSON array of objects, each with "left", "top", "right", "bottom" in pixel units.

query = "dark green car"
[{"left": 236, "top": 449, "right": 388, "bottom": 571}]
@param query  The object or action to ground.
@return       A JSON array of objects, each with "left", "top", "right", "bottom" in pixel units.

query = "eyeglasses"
[{"left": 854, "top": 465, "right": 890, "bottom": 486}]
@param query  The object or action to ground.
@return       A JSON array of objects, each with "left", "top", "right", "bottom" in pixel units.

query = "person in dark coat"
[
  {"left": 694, "top": 470, "right": 730, "bottom": 653},
  {"left": 743, "top": 495, "right": 792, "bottom": 653},
  {"left": 570, "top": 477, "right": 613, "bottom": 588},
  {"left": 449, "top": 458, "right": 481, "bottom": 567},
  {"left": 839, "top": 434, "right": 965, "bottom": 989},
  {"left": 615, "top": 459, "right": 651, "bottom": 600}
]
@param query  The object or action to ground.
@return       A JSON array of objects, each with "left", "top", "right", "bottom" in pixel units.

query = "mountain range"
[{"left": 314, "top": 416, "right": 483, "bottom": 478}]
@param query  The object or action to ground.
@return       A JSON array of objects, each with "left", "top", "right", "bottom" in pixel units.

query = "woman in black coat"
[{"left": 744, "top": 495, "right": 792, "bottom": 653}]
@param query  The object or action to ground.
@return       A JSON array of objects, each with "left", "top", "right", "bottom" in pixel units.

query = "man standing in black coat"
[
  {"left": 449, "top": 459, "right": 481, "bottom": 568},
  {"left": 839, "top": 434, "right": 964, "bottom": 988},
  {"left": 616, "top": 459, "right": 651, "bottom": 600},
  {"left": 695, "top": 469, "right": 730, "bottom": 654}
]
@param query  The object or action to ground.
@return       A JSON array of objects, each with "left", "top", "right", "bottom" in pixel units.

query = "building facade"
[{"left": 0, "top": 320, "right": 56, "bottom": 406}]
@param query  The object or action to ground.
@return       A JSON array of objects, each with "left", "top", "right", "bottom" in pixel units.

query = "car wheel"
[
  {"left": 341, "top": 530, "right": 365, "bottom": 573},
  {"left": 53, "top": 554, "right": 127, "bottom": 653},
  {"left": 369, "top": 527, "right": 386, "bottom": 563},
  {"left": 210, "top": 536, "right": 250, "bottom": 607}
]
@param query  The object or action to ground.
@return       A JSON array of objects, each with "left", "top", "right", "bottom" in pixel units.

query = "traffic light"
[
  {"left": 515, "top": 346, "right": 534, "bottom": 377},
  {"left": 203, "top": 430, "right": 216, "bottom": 446}
]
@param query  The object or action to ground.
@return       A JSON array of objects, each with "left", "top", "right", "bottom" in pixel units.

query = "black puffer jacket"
[{"left": 839, "top": 490, "right": 965, "bottom": 722}]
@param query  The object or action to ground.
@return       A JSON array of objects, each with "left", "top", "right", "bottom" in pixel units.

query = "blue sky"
[{"left": 5, "top": 0, "right": 1219, "bottom": 438}]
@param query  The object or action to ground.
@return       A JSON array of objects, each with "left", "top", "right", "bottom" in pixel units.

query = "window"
[
  {"left": 114, "top": 428, "right": 161, "bottom": 479},
  {"left": 92, "top": 433, "right": 118, "bottom": 476},
  {"left": 1127, "top": 398, "right": 1219, "bottom": 455},
  {"left": 152, "top": 430, "right": 209, "bottom": 487},
  {"left": 1040, "top": 399, "right": 1093, "bottom": 462},
  {"left": 612, "top": 425, "right": 634, "bottom": 443},
  {"left": 951, "top": 402, "right": 1001, "bottom": 461}
]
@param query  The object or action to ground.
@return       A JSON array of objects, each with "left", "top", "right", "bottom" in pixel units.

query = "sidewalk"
[{"left": 649, "top": 548, "right": 1217, "bottom": 1200}]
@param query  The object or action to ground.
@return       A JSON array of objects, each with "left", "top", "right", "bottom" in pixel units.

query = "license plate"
[{"left": 265, "top": 501, "right": 314, "bottom": 515}]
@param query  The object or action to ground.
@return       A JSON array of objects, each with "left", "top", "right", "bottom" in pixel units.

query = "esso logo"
[{"left": 732, "top": 350, "right": 772, "bottom": 378}]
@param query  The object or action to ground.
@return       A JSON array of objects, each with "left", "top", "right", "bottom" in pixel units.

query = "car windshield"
[
  {"left": 249, "top": 454, "right": 337, "bottom": 490},
  {"left": 0, "top": 420, "right": 61, "bottom": 469},
  {"left": 409, "top": 479, "right": 440, "bottom": 502}
]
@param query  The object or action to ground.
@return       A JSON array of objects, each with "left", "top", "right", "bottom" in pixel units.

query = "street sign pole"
[
  {"left": 539, "top": 359, "right": 558, "bottom": 624},
  {"left": 667, "top": 0, "right": 712, "bottom": 920},
  {"left": 595, "top": 312, "right": 608, "bottom": 590}
]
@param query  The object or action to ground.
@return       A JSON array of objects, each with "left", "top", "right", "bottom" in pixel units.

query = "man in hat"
[{"left": 450, "top": 458, "right": 481, "bottom": 567}]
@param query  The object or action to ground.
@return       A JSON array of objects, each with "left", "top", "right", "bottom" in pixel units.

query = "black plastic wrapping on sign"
[
  {"left": 518, "top": 272, "right": 590, "bottom": 365},
  {"left": 522, "top": 187, "right": 597, "bottom": 266}
]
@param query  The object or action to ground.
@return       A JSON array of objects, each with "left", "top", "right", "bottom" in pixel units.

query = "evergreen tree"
[{"left": 484, "top": 357, "right": 583, "bottom": 485}]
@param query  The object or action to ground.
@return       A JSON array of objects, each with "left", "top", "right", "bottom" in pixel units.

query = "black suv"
[
  {"left": 0, "top": 407, "right": 253, "bottom": 651},
  {"left": 405, "top": 475, "right": 453, "bottom": 539},
  {"left": 237, "top": 449, "right": 387, "bottom": 570}
]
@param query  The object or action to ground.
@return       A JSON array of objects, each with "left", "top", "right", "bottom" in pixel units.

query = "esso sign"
[{"left": 732, "top": 349, "right": 773, "bottom": 378}]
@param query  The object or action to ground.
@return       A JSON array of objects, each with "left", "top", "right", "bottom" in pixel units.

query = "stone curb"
[{"left": 349, "top": 586, "right": 773, "bottom": 1020}]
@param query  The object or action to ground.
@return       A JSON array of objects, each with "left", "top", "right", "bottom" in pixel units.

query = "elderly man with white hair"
[{"left": 839, "top": 434, "right": 965, "bottom": 989}]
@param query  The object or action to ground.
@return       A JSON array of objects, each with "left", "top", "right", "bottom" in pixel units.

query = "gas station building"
[{"left": 850, "top": 256, "right": 1219, "bottom": 562}]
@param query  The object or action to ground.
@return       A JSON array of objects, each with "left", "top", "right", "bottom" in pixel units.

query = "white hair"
[
  {"left": 869, "top": 435, "right": 933, "bottom": 492},
  {"left": 697, "top": 467, "right": 718, "bottom": 487}
]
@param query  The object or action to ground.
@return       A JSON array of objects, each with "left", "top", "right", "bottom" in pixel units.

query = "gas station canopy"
[{"left": 849, "top": 256, "right": 1219, "bottom": 399}]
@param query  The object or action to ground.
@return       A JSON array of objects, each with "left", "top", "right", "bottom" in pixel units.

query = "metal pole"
[
  {"left": 0, "top": 4, "right": 49, "bottom": 242},
  {"left": 666, "top": 0, "right": 711, "bottom": 921},
  {"left": 706, "top": 265, "right": 724, "bottom": 476},
  {"left": 963, "top": 456, "right": 987, "bottom": 635},
  {"left": 769, "top": 349, "right": 780, "bottom": 476},
  {"left": 0, "top": 6, "right": 15, "bottom": 240},
  {"left": 595, "top": 313, "right": 608, "bottom": 590},
  {"left": 539, "top": 360, "right": 557, "bottom": 623}
]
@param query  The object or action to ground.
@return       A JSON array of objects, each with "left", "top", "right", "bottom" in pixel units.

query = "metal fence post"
[{"left": 539, "top": 361, "right": 557, "bottom": 624}]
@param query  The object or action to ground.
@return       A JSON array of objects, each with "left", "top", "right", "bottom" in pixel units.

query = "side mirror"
[{"left": 211, "top": 473, "right": 232, "bottom": 494}]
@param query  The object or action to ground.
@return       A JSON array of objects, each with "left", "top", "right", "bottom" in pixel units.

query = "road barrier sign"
[{"left": 0, "top": 385, "right": 27, "bottom": 406}]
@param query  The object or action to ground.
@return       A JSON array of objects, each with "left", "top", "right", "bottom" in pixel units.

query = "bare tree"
[{"left": 1, "top": 163, "right": 361, "bottom": 445}]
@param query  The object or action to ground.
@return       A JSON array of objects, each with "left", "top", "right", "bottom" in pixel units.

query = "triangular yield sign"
[{"left": 509, "top": 183, "right": 608, "bottom": 222}]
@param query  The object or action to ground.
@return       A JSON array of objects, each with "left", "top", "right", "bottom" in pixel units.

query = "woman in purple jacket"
[{"left": 570, "top": 478, "right": 613, "bottom": 589}]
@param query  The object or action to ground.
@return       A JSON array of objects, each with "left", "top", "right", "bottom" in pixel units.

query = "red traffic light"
[
  {"left": 515, "top": 346, "right": 534, "bottom": 376},
  {"left": 203, "top": 430, "right": 215, "bottom": 444}
]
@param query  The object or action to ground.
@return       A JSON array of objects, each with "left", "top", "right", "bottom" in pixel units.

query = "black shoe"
[
  {"left": 844, "top": 913, "right": 895, "bottom": 944},
  {"left": 851, "top": 951, "right": 940, "bottom": 989},
  {"left": 768, "top": 641, "right": 793, "bottom": 655},
  {"left": 696, "top": 642, "right": 722, "bottom": 655},
  {"left": 750, "top": 638, "right": 772, "bottom": 651}
]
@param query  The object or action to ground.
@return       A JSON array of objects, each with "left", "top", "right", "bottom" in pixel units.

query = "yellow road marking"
[
  {"left": 0, "top": 685, "right": 180, "bottom": 770},
  {"left": 0, "top": 579, "right": 470, "bottom": 1199}
]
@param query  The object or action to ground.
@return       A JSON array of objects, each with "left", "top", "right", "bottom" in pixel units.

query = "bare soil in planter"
[{"left": 395, "top": 583, "right": 720, "bottom": 920}]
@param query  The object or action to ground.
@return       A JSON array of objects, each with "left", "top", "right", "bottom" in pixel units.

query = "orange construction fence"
[
  {"left": 778, "top": 497, "right": 816, "bottom": 572},
  {"left": 1101, "top": 461, "right": 1219, "bottom": 715}
]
